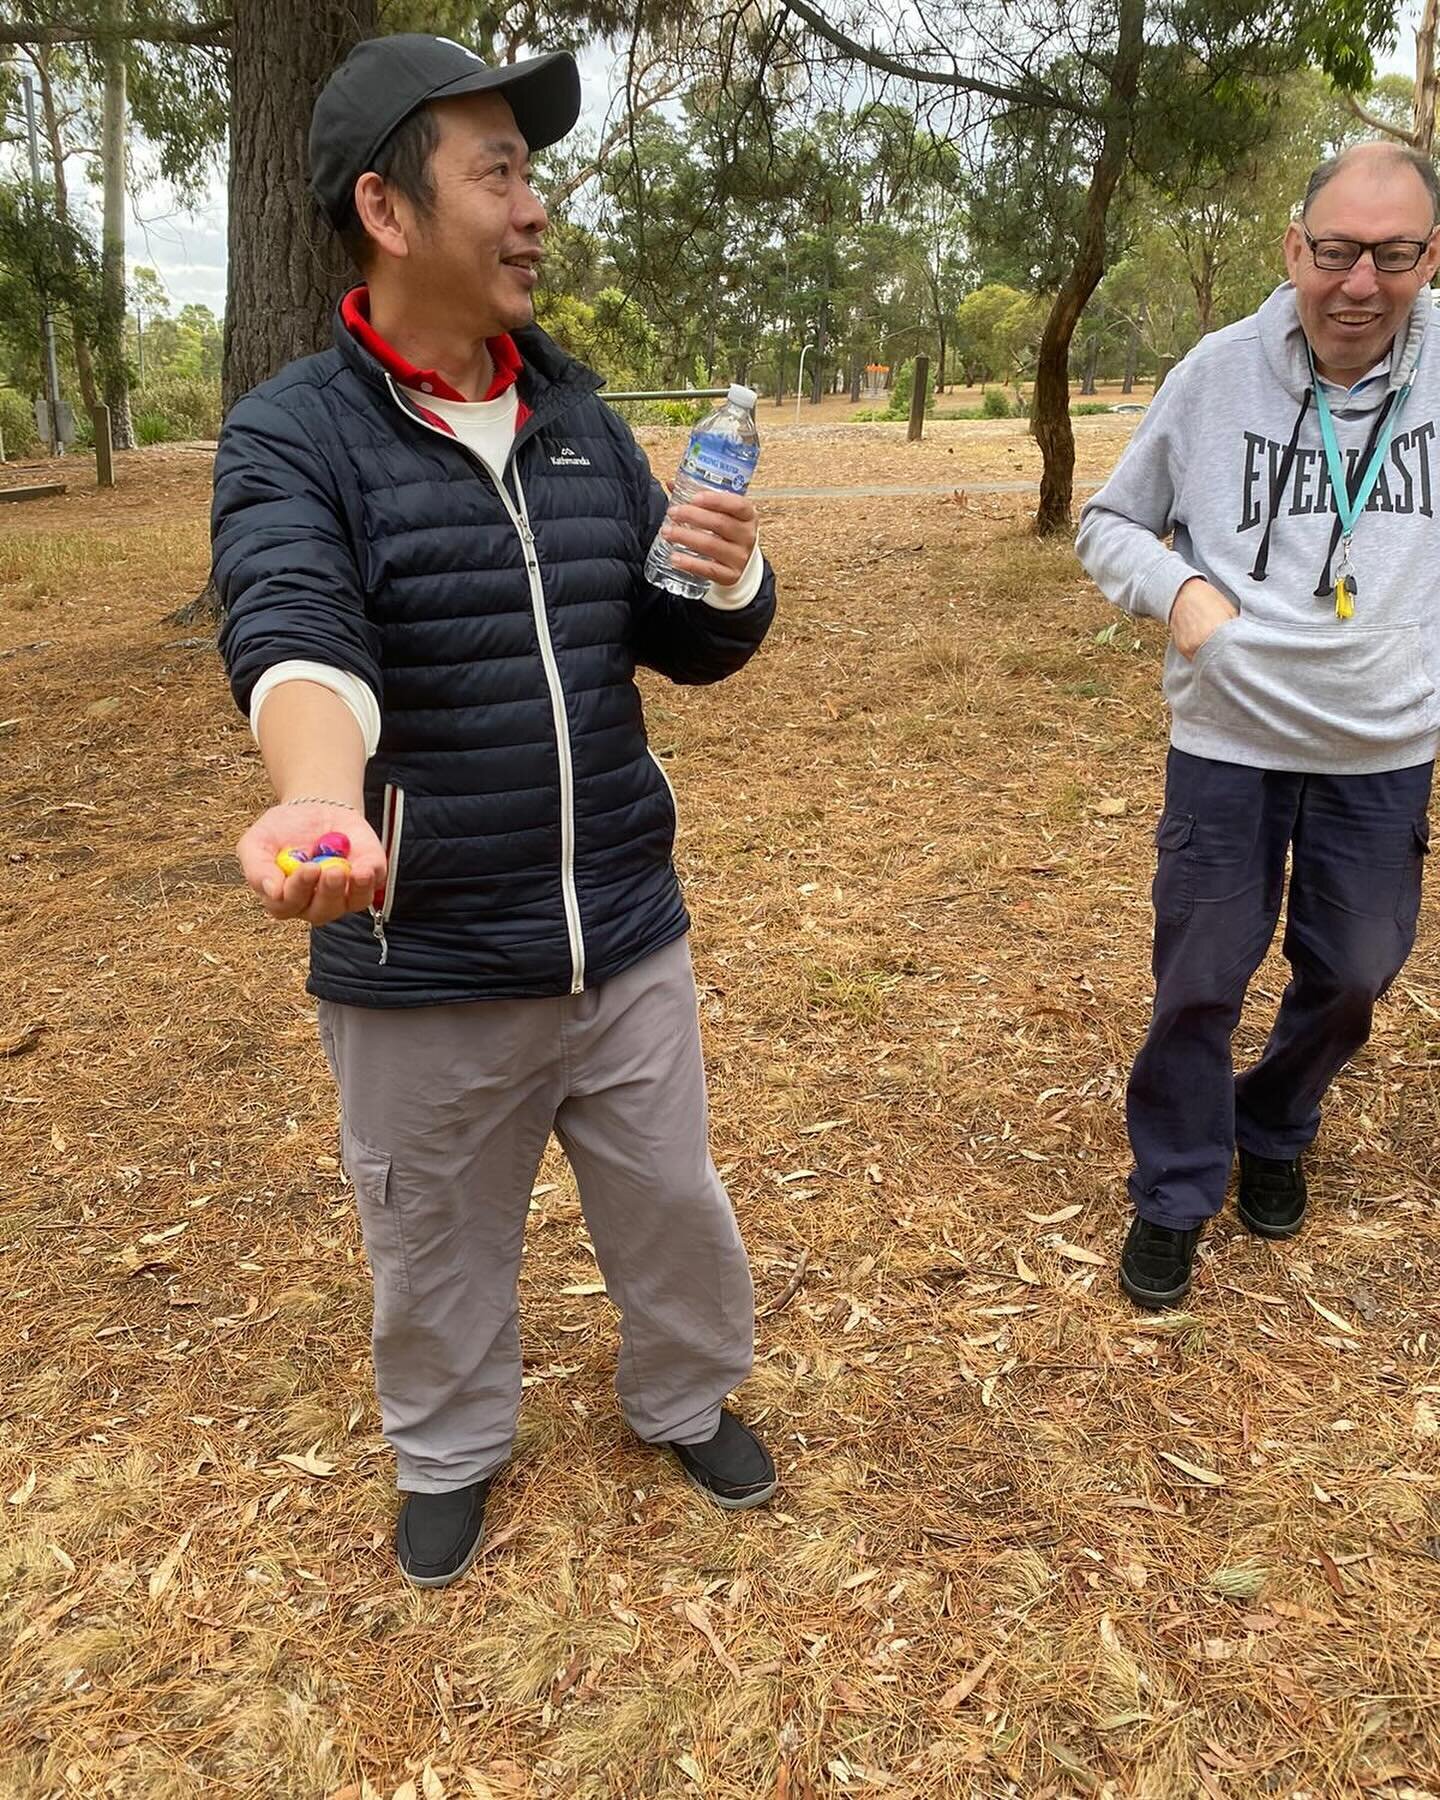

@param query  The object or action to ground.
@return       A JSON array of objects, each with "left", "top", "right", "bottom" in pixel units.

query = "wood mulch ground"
[{"left": 1, "top": 430, "right": 1437, "bottom": 1800}]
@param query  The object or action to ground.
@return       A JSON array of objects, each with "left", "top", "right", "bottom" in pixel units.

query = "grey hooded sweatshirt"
[{"left": 1076, "top": 284, "right": 1438, "bottom": 774}]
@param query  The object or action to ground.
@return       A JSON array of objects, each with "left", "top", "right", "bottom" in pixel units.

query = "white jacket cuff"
[
  {"left": 704, "top": 539, "right": 764, "bottom": 611},
  {"left": 250, "top": 662, "right": 382, "bottom": 758}
]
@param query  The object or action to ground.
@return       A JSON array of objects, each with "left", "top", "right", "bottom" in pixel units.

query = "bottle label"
[{"left": 680, "top": 431, "right": 759, "bottom": 494}]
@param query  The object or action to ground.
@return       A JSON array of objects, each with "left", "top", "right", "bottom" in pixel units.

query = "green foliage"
[
  {"left": 1072, "top": 402, "right": 1111, "bottom": 416},
  {"left": 0, "top": 388, "right": 41, "bottom": 457},
  {"left": 981, "top": 388, "right": 1012, "bottom": 419},
  {"left": 0, "top": 179, "right": 104, "bottom": 390},
  {"left": 130, "top": 374, "right": 221, "bottom": 441},
  {"left": 888, "top": 357, "right": 937, "bottom": 419}
]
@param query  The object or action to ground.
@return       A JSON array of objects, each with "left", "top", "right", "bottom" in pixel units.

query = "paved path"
[{"left": 752, "top": 478, "right": 1106, "bottom": 500}]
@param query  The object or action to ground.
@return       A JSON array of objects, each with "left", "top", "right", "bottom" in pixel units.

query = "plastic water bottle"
[{"left": 645, "top": 384, "right": 760, "bottom": 600}]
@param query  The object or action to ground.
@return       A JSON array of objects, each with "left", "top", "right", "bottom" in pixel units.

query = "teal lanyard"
[{"left": 1308, "top": 348, "right": 1412, "bottom": 616}]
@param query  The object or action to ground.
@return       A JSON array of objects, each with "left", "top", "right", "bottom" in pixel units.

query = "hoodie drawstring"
[
  {"left": 1247, "top": 385, "right": 1402, "bottom": 599},
  {"left": 1248, "top": 390, "right": 1312, "bottom": 584}
]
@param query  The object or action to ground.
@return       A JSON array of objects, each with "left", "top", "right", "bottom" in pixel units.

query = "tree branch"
[
  {"left": 1342, "top": 91, "right": 1417, "bottom": 145},
  {"left": 0, "top": 18, "right": 231, "bottom": 49},
  {"left": 779, "top": 0, "right": 1098, "bottom": 120}
]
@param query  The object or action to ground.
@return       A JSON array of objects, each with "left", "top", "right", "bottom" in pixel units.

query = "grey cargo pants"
[{"left": 317, "top": 936, "right": 755, "bottom": 1493}]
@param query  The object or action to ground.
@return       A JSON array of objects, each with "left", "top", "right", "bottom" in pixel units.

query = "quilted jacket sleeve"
[
  {"left": 212, "top": 387, "right": 384, "bottom": 715},
  {"left": 608, "top": 411, "right": 776, "bottom": 685}
]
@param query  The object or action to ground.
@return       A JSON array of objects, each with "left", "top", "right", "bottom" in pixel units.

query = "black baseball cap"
[{"left": 309, "top": 34, "right": 582, "bottom": 228}]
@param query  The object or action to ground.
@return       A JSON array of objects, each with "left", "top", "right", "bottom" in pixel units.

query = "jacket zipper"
[
  {"left": 370, "top": 781, "right": 405, "bottom": 965},
  {"left": 382, "top": 375, "right": 586, "bottom": 994},
  {"left": 648, "top": 747, "right": 679, "bottom": 824}
]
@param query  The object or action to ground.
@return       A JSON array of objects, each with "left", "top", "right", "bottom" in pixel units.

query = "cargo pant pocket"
[
  {"left": 1396, "top": 815, "right": 1431, "bottom": 934},
  {"left": 1151, "top": 810, "right": 1195, "bottom": 925},
  {"left": 341, "top": 1126, "right": 411, "bottom": 1296}
]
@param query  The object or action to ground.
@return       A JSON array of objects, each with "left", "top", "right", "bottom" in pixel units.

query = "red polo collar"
[{"left": 341, "top": 287, "right": 528, "bottom": 426}]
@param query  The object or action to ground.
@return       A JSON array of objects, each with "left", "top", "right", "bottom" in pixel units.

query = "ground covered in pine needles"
[{"left": 2, "top": 424, "right": 1439, "bottom": 1800}]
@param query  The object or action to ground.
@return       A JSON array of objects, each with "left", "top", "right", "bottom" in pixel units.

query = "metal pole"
[
  {"left": 22, "top": 73, "right": 65, "bottom": 459},
  {"left": 794, "top": 344, "right": 816, "bottom": 426}
]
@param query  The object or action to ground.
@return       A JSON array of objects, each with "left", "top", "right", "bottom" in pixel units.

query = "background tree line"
[{"left": 0, "top": 0, "right": 1434, "bottom": 532}]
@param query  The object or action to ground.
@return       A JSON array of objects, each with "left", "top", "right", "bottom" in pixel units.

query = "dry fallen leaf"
[
  {"left": 0, "top": 1023, "right": 43, "bottom": 1058},
  {"left": 840, "top": 1566, "right": 880, "bottom": 1590},
  {"left": 421, "top": 1766, "right": 446, "bottom": 1800},
  {"left": 276, "top": 1445, "right": 336, "bottom": 1479},
  {"left": 1023, "top": 1204, "right": 1082, "bottom": 1225},
  {"left": 559, "top": 1282, "right": 608, "bottom": 1297},
  {"left": 1414, "top": 1399, "right": 1440, "bottom": 1440},
  {"left": 681, "top": 1600, "right": 741, "bottom": 1680},
  {"left": 1305, "top": 1294, "right": 1360, "bottom": 1336},
  {"left": 7, "top": 1468, "right": 37, "bottom": 1507},
  {"left": 1054, "top": 1241, "right": 1106, "bottom": 1267},
  {"left": 1013, "top": 1249, "right": 1040, "bottom": 1285},
  {"left": 1158, "top": 1451, "right": 1225, "bottom": 1487},
  {"left": 148, "top": 1527, "right": 194, "bottom": 1600},
  {"left": 939, "top": 1648, "right": 997, "bottom": 1709}
]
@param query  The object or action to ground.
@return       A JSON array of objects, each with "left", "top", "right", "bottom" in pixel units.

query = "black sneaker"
[
  {"left": 395, "top": 1477, "right": 493, "bottom": 1588},
  {"left": 1119, "top": 1215, "right": 1203, "bottom": 1310},
  {"left": 1237, "top": 1149, "right": 1307, "bottom": 1240},
  {"left": 663, "top": 1409, "right": 777, "bottom": 1510}
]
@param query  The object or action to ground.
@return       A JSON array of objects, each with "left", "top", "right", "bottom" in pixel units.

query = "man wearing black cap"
[{"left": 212, "top": 35, "right": 779, "bottom": 1586}]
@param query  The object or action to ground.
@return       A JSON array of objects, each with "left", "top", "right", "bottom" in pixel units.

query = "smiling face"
[
  {"left": 1283, "top": 152, "right": 1440, "bottom": 384},
  {"left": 392, "top": 91, "right": 548, "bottom": 337}
]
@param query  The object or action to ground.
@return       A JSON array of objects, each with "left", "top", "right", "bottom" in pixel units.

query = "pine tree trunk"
[
  {"left": 1081, "top": 336, "right": 1099, "bottom": 395},
  {"left": 176, "top": 0, "right": 374, "bottom": 624},
  {"left": 100, "top": 0, "right": 135, "bottom": 450},
  {"left": 222, "top": 0, "right": 377, "bottom": 414}
]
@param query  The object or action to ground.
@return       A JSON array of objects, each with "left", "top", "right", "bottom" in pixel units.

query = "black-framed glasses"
[{"left": 1304, "top": 227, "right": 1434, "bottom": 274}]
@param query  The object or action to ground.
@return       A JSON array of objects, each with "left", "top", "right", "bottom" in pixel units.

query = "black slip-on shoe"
[
  {"left": 663, "top": 1409, "right": 777, "bottom": 1511},
  {"left": 1237, "top": 1149, "right": 1307, "bottom": 1240},
  {"left": 395, "top": 1476, "right": 493, "bottom": 1588},
  {"left": 1119, "top": 1214, "right": 1203, "bottom": 1310}
]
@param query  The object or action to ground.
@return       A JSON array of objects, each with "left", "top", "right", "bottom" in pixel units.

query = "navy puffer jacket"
[{"left": 213, "top": 315, "right": 775, "bottom": 1006}]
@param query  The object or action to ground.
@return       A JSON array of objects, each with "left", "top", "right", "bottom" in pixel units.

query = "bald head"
[{"left": 1303, "top": 141, "right": 1440, "bottom": 228}]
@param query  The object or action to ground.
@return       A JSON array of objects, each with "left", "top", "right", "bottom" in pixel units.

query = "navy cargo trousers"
[{"left": 1128, "top": 748, "right": 1432, "bottom": 1228}]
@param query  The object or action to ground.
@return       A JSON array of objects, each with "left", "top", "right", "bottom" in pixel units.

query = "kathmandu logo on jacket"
[
  {"left": 1239, "top": 422, "right": 1436, "bottom": 529},
  {"left": 548, "top": 443, "right": 593, "bottom": 468}
]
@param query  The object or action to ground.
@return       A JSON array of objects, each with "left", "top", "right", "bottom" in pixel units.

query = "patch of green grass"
[{"left": 804, "top": 963, "right": 897, "bottom": 1020}]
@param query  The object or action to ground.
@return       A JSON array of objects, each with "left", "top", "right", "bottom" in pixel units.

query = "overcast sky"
[{"left": 18, "top": 9, "right": 1428, "bottom": 318}]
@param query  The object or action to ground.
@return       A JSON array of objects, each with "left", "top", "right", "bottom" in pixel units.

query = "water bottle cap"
[{"left": 727, "top": 383, "right": 758, "bottom": 410}]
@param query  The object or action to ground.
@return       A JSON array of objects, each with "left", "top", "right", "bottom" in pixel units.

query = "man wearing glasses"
[{"left": 1078, "top": 142, "right": 1440, "bottom": 1308}]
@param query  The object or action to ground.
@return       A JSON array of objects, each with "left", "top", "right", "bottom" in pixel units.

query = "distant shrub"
[
  {"left": 981, "top": 388, "right": 1012, "bottom": 419},
  {"left": 0, "top": 388, "right": 41, "bottom": 457},
  {"left": 1072, "top": 402, "right": 1110, "bottom": 416},
  {"left": 888, "top": 358, "right": 938, "bottom": 420},
  {"left": 130, "top": 374, "right": 222, "bottom": 441},
  {"left": 134, "top": 409, "right": 174, "bottom": 445},
  {"left": 657, "top": 399, "right": 706, "bottom": 427}
]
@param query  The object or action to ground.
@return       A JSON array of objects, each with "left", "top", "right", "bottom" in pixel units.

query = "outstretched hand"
[{"left": 236, "top": 801, "right": 386, "bottom": 926}]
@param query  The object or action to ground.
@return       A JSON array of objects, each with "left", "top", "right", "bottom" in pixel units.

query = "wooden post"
[
  {"left": 907, "top": 353, "right": 929, "bottom": 443},
  {"left": 92, "top": 406, "right": 114, "bottom": 487}
]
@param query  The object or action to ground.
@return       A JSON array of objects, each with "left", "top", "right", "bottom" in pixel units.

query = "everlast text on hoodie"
[{"left": 1077, "top": 284, "right": 1438, "bottom": 775}]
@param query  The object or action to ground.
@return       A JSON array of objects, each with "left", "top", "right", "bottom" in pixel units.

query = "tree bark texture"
[
  {"left": 35, "top": 53, "right": 99, "bottom": 418},
  {"left": 222, "top": 0, "right": 377, "bottom": 412},
  {"left": 101, "top": 0, "right": 135, "bottom": 449},
  {"left": 1417, "top": 0, "right": 1437, "bottom": 152},
  {"left": 1032, "top": 0, "right": 1144, "bottom": 535}
]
